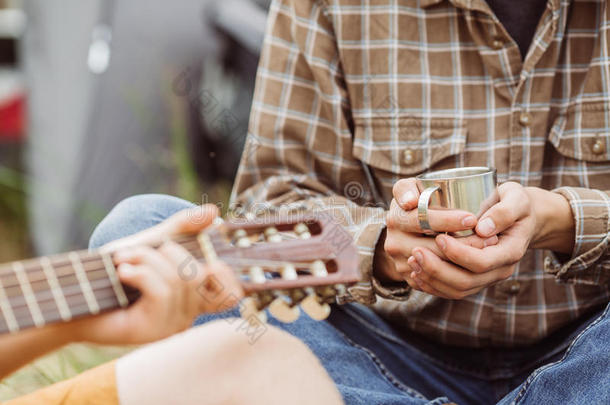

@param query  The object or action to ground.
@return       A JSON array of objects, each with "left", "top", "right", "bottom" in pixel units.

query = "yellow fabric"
[{"left": 3, "top": 360, "right": 118, "bottom": 405}]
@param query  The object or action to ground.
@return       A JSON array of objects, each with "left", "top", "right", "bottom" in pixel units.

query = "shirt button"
[
  {"left": 507, "top": 280, "right": 521, "bottom": 295},
  {"left": 403, "top": 149, "right": 414, "bottom": 165},
  {"left": 492, "top": 38, "right": 504, "bottom": 50},
  {"left": 519, "top": 112, "right": 532, "bottom": 127},
  {"left": 592, "top": 138, "right": 606, "bottom": 155}
]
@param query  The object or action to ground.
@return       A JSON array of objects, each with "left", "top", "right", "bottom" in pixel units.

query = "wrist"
[
  {"left": 527, "top": 187, "right": 575, "bottom": 254},
  {"left": 373, "top": 229, "right": 403, "bottom": 282}
]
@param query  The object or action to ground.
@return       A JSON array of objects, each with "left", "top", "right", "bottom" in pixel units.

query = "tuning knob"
[
  {"left": 240, "top": 267, "right": 268, "bottom": 324},
  {"left": 300, "top": 293, "right": 331, "bottom": 321},
  {"left": 240, "top": 296, "right": 268, "bottom": 325},
  {"left": 310, "top": 260, "right": 328, "bottom": 276},
  {"left": 249, "top": 266, "right": 266, "bottom": 283},
  {"left": 294, "top": 223, "right": 311, "bottom": 239},
  {"left": 264, "top": 227, "right": 282, "bottom": 243},
  {"left": 280, "top": 264, "right": 298, "bottom": 280},
  {"left": 234, "top": 229, "right": 251, "bottom": 248},
  {"left": 268, "top": 296, "right": 300, "bottom": 323},
  {"left": 268, "top": 264, "right": 301, "bottom": 322}
]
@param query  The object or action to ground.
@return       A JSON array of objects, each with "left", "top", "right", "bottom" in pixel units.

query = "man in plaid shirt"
[{"left": 91, "top": 0, "right": 610, "bottom": 403}]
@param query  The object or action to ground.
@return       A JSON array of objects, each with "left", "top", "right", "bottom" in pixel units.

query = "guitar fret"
[
  {"left": 0, "top": 275, "right": 19, "bottom": 333},
  {"left": 101, "top": 254, "right": 129, "bottom": 308},
  {"left": 12, "top": 262, "right": 45, "bottom": 328},
  {"left": 69, "top": 253, "right": 100, "bottom": 315},
  {"left": 40, "top": 257, "right": 72, "bottom": 322}
]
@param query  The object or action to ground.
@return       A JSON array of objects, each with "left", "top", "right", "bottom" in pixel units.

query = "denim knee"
[{"left": 89, "top": 194, "right": 196, "bottom": 249}]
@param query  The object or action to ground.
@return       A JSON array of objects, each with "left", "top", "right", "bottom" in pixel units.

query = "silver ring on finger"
[{"left": 417, "top": 185, "right": 440, "bottom": 236}]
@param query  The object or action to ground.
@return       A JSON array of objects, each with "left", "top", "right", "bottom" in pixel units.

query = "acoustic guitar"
[{"left": 0, "top": 213, "right": 359, "bottom": 335}]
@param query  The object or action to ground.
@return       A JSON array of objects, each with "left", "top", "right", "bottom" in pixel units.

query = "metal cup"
[{"left": 416, "top": 167, "right": 498, "bottom": 237}]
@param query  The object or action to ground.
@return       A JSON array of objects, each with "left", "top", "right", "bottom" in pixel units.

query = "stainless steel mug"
[{"left": 416, "top": 167, "right": 498, "bottom": 237}]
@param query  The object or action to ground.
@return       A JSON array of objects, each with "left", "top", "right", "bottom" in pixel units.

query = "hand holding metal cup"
[{"left": 416, "top": 167, "right": 498, "bottom": 237}]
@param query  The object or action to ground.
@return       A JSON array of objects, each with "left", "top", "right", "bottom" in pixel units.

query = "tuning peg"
[
  {"left": 264, "top": 227, "right": 282, "bottom": 243},
  {"left": 300, "top": 292, "right": 331, "bottom": 321},
  {"left": 280, "top": 264, "right": 298, "bottom": 280},
  {"left": 294, "top": 223, "right": 311, "bottom": 239},
  {"left": 249, "top": 266, "right": 266, "bottom": 284},
  {"left": 309, "top": 260, "right": 335, "bottom": 298},
  {"left": 267, "top": 264, "right": 301, "bottom": 322},
  {"left": 240, "top": 296, "right": 268, "bottom": 325},
  {"left": 234, "top": 229, "right": 251, "bottom": 248},
  {"left": 310, "top": 260, "right": 328, "bottom": 276},
  {"left": 288, "top": 288, "right": 306, "bottom": 305},
  {"left": 268, "top": 296, "right": 300, "bottom": 322},
  {"left": 334, "top": 284, "right": 347, "bottom": 297}
]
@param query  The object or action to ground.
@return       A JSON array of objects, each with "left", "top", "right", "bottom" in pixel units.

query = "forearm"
[
  {"left": 0, "top": 323, "right": 77, "bottom": 379},
  {"left": 527, "top": 187, "right": 575, "bottom": 254}
]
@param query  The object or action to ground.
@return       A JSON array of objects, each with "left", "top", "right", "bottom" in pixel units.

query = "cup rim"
[{"left": 416, "top": 166, "right": 496, "bottom": 181}]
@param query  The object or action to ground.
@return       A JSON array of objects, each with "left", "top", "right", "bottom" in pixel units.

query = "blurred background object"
[
  {"left": 11, "top": 0, "right": 270, "bottom": 257},
  {"left": 1, "top": 0, "right": 271, "bottom": 400},
  {"left": 0, "top": 0, "right": 27, "bottom": 262}
]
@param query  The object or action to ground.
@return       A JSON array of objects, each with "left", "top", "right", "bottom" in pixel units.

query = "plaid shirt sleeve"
[
  {"left": 229, "top": 0, "right": 409, "bottom": 304},
  {"left": 547, "top": 187, "right": 610, "bottom": 285}
]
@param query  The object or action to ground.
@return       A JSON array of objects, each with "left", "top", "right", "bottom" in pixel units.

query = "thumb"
[
  {"left": 165, "top": 204, "right": 220, "bottom": 235},
  {"left": 100, "top": 205, "right": 219, "bottom": 254}
]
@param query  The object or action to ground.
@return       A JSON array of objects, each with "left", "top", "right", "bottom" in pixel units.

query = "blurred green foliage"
[{"left": 0, "top": 146, "right": 30, "bottom": 263}]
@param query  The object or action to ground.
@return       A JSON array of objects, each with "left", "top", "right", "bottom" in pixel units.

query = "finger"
[
  {"left": 475, "top": 182, "right": 529, "bottom": 238},
  {"left": 158, "top": 241, "right": 207, "bottom": 283},
  {"left": 100, "top": 223, "right": 168, "bottom": 253},
  {"left": 435, "top": 233, "right": 522, "bottom": 274},
  {"left": 454, "top": 234, "right": 499, "bottom": 249},
  {"left": 387, "top": 199, "right": 477, "bottom": 234},
  {"left": 413, "top": 245, "right": 513, "bottom": 292},
  {"left": 407, "top": 259, "right": 453, "bottom": 299},
  {"left": 114, "top": 246, "right": 175, "bottom": 281},
  {"left": 384, "top": 229, "right": 445, "bottom": 259},
  {"left": 117, "top": 263, "right": 168, "bottom": 299},
  {"left": 100, "top": 205, "right": 219, "bottom": 253},
  {"left": 392, "top": 178, "right": 419, "bottom": 210},
  {"left": 199, "top": 261, "right": 244, "bottom": 313},
  {"left": 165, "top": 204, "right": 220, "bottom": 235},
  {"left": 159, "top": 241, "right": 243, "bottom": 312},
  {"left": 408, "top": 254, "right": 482, "bottom": 298}
]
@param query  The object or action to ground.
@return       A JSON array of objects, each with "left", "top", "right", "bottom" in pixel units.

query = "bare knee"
[
  {"left": 118, "top": 320, "right": 342, "bottom": 405},
  {"left": 184, "top": 319, "right": 342, "bottom": 405},
  {"left": 182, "top": 318, "right": 311, "bottom": 367}
]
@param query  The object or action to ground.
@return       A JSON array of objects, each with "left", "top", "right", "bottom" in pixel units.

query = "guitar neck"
[
  {"left": 0, "top": 214, "right": 360, "bottom": 335},
  {"left": 0, "top": 234, "right": 204, "bottom": 335}
]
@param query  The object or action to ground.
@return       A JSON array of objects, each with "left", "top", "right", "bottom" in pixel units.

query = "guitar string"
[
  {"left": 0, "top": 291, "right": 138, "bottom": 332},
  {"left": 2, "top": 252, "right": 319, "bottom": 313},
  {"left": 0, "top": 239, "right": 327, "bottom": 325},
  {"left": 3, "top": 276, "right": 137, "bottom": 322},
  {"left": 0, "top": 237, "right": 321, "bottom": 292},
  {"left": 0, "top": 237, "right": 202, "bottom": 290},
  {"left": 0, "top": 239, "right": 202, "bottom": 321}
]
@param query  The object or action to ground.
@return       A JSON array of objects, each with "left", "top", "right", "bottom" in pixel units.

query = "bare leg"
[{"left": 116, "top": 319, "right": 343, "bottom": 405}]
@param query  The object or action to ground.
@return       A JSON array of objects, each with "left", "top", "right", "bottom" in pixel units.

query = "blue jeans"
[{"left": 90, "top": 194, "right": 610, "bottom": 405}]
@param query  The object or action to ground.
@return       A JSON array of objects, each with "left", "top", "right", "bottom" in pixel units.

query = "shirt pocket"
[
  {"left": 548, "top": 104, "right": 610, "bottom": 163},
  {"left": 352, "top": 118, "right": 467, "bottom": 177}
]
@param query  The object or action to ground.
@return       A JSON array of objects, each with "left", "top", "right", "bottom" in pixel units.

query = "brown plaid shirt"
[{"left": 231, "top": 0, "right": 610, "bottom": 347}]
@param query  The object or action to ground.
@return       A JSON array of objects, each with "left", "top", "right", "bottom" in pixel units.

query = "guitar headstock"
[{"left": 197, "top": 213, "right": 358, "bottom": 324}]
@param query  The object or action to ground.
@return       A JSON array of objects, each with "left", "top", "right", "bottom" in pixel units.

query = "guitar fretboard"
[{"left": 0, "top": 234, "right": 204, "bottom": 335}]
